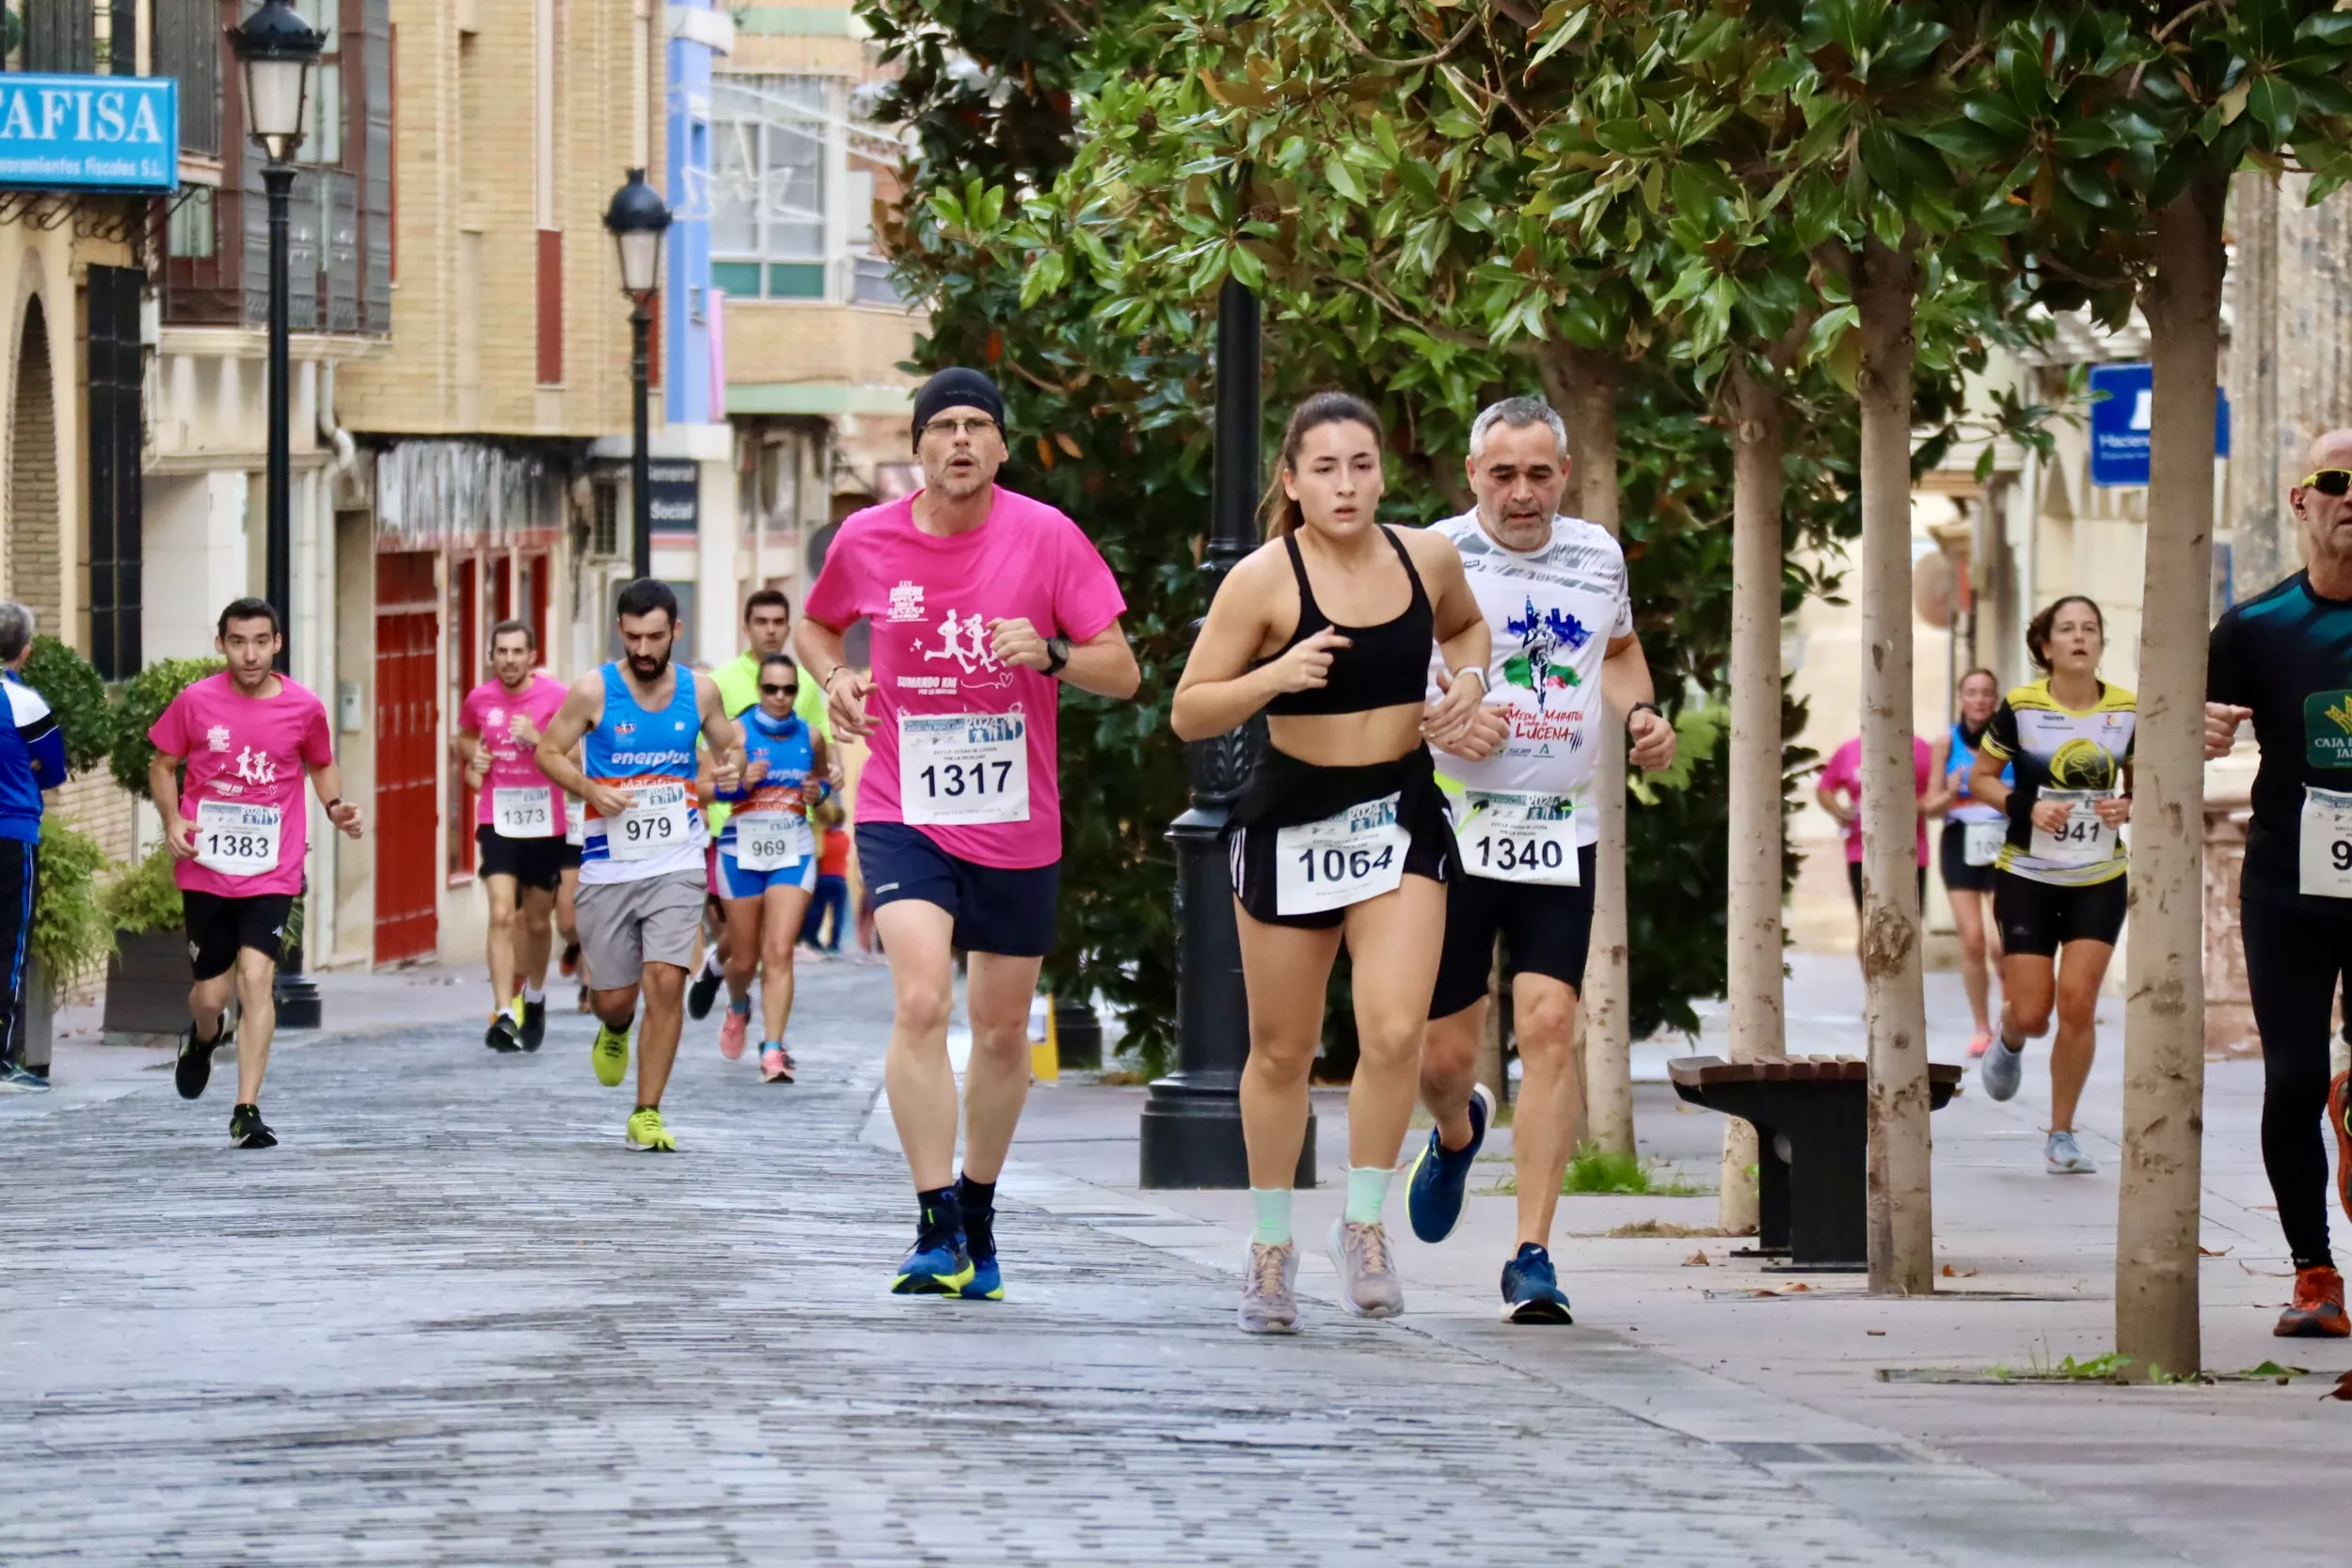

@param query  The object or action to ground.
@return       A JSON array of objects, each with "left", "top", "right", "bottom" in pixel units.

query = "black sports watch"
[
  {"left": 1043, "top": 635, "right": 1073, "bottom": 676},
  {"left": 1628, "top": 701, "right": 1662, "bottom": 729}
]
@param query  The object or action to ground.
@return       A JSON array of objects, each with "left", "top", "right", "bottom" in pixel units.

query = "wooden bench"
[{"left": 1666, "top": 1054, "right": 1964, "bottom": 1272}]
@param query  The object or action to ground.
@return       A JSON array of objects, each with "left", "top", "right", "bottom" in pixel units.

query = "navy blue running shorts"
[{"left": 854, "top": 821, "right": 1059, "bottom": 958}]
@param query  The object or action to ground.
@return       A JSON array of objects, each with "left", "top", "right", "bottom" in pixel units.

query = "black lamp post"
[
  {"left": 231, "top": 0, "right": 324, "bottom": 1031},
  {"left": 230, "top": 0, "right": 320, "bottom": 675},
  {"left": 604, "top": 168, "right": 671, "bottom": 580},
  {"left": 1138, "top": 277, "right": 1314, "bottom": 1189}
]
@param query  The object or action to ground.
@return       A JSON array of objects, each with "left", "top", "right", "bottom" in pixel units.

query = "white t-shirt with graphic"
[{"left": 1425, "top": 510, "right": 1633, "bottom": 847}]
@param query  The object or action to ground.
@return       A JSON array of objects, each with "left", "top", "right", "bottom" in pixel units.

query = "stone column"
[
  {"left": 2201, "top": 756, "right": 2257, "bottom": 1059},
  {"left": 2226, "top": 169, "right": 2352, "bottom": 604}
]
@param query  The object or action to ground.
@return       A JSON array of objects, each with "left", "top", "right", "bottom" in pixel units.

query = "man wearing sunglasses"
[
  {"left": 2206, "top": 431, "right": 2352, "bottom": 1338},
  {"left": 798, "top": 367, "right": 1140, "bottom": 1299},
  {"left": 686, "top": 589, "right": 837, "bottom": 1027}
]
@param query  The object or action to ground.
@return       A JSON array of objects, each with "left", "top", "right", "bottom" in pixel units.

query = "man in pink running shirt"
[
  {"left": 798, "top": 367, "right": 1139, "bottom": 1298},
  {"left": 456, "top": 619, "right": 573, "bottom": 1053},
  {"left": 151, "top": 598, "right": 364, "bottom": 1148}
]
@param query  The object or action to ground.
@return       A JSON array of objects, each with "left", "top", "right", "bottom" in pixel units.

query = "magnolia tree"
[{"left": 988, "top": 0, "right": 2011, "bottom": 1164}]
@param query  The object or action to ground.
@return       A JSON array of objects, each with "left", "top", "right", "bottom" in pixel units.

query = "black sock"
[
  {"left": 916, "top": 1186, "right": 963, "bottom": 1254},
  {"left": 957, "top": 1176, "right": 997, "bottom": 1260}
]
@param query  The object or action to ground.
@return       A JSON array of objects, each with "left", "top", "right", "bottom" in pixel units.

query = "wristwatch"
[
  {"left": 1628, "top": 701, "right": 1662, "bottom": 728},
  {"left": 1043, "top": 636, "right": 1073, "bottom": 676}
]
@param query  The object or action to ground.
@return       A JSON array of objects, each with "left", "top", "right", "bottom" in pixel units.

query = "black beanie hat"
[{"left": 912, "top": 367, "right": 1006, "bottom": 448}]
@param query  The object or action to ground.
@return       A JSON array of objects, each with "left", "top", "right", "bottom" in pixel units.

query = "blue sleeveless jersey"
[
  {"left": 1947, "top": 720, "right": 2010, "bottom": 825},
  {"left": 580, "top": 662, "right": 707, "bottom": 880},
  {"left": 716, "top": 708, "right": 817, "bottom": 852}
]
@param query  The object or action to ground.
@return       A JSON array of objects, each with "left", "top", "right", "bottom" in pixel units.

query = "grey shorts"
[{"left": 575, "top": 870, "right": 707, "bottom": 986}]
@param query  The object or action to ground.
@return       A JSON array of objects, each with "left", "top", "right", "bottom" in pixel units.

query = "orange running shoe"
[
  {"left": 2330, "top": 1069, "right": 2351, "bottom": 1226},
  {"left": 2274, "top": 1265, "right": 2349, "bottom": 1338}
]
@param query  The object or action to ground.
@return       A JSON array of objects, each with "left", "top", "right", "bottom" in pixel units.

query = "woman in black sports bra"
[{"left": 1172, "top": 392, "right": 1489, "bottom": 1333}]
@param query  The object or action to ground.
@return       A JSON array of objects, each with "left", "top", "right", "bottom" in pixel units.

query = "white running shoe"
[
  {"left": 1981, "top": 1037, "right": 2025, "bottom": 1101},
  {"left": 2044, "top": 1130, "right": 2096, "bottom": 1174}
]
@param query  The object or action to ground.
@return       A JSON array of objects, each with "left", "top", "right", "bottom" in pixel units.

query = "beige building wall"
[{"left": 338, "top": 0, "right": 661, "bottom": 437}]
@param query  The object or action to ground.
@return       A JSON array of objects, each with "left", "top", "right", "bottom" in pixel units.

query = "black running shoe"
[
  {"left": 687, "top": 961, "right": 724, "bottom": 1021},
  {"left": 485, "top": 1013, "right": 523, "bottom": 1053},
  {"left": 229, "top": 1103, "right": 277, "bottom": 1148},
  {"left": 519, "top": 1000, "right": 547, "bottom": 1052},
  {"left": 175, "top": 1019, "right": 230, "bottom": 1101}
]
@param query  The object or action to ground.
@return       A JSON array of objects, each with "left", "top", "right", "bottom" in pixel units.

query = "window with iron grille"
[{"left": 591, "top": 483, "right": 620, "bottom": 559}]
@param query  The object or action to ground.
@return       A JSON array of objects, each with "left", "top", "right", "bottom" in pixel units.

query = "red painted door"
[{"left": 374, "top": 552, "right": 440, "bottom": 964}]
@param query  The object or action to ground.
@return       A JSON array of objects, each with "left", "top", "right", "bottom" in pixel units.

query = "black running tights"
[{"left": 2239, "top": 896, "right": 2347, "bottom": 1271}]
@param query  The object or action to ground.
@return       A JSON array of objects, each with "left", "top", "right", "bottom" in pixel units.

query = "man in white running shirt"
[{"left": 1402, "top": 396, "right": 1676, "bottom": 1323}]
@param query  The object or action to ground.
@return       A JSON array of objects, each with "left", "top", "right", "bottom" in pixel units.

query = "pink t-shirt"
[
  {"left": 149, "top": 673, "right": 336, "bottom": 897},
  {"left": 459, "top": 673, "right": 570, "bottom": 832},
  {"left": 804, "top": 485, "right": 1127, "bottom": 868},
  {"left": 1820, "top": 735, "right": 1934, "bottom": 866}
]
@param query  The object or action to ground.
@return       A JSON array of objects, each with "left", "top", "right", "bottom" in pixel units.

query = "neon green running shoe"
[
  {"left": 625, "top": 1106, "right": 675, "bottom": 1152},
  {"left": 592, "top": 1022, "right": 630, "bottom": 1087}
]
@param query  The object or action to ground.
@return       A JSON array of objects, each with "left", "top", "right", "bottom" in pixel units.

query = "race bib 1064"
[
  {"left": 900, "top": 712, "right": 1030, "bottom": 826},
  {"left": 1453, "top": 790, "right": 1580, "bottom": 886},
  {"left": 195, "top": 799, "right": 282, "bottom": 879},
  {"left": 1273, "top": 794, "right": 1410, "bottom": 916},
  {"left": 1963, "top": 821, "right": 2006, "bottom": 867}
]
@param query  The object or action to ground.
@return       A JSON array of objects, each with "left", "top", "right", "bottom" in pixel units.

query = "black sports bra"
[{"left": 1262, "top": 526, "right": 1436, "bottom": 718}]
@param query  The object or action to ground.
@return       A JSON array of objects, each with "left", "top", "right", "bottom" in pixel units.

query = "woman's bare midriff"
[{"left": 1265, "top": 705, "right": 1427, "bottom": 769}]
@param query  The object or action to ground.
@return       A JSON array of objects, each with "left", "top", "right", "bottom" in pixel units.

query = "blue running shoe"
[
  {"left": 1406, "top": 1082, "right": 1493, "bottom": 1243},
  {"left": 959, "top": 1253, "right": 1005, "bottom": 1301},
  {"left": 891, "top": 1240, "right": 975, "bottom": 1295},
  {"left": 1501, "top": 1243, "right": 1573, "bottom": 1324}
]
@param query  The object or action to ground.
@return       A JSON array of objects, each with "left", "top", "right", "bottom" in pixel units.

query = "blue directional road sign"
[{"left": 2089, "top": 361, "right": 2230, "bottom": 486}]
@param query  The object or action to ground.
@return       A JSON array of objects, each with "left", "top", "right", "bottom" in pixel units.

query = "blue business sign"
[
  {"left": 0, "top": 74, "right": 177, "bottom": 195},
  {"left": 2088, "top": 361, "right": 2230, "bottom": 486}
]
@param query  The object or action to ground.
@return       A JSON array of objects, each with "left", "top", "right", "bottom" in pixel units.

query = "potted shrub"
[
  {"left": 99, "top": 843, "right": 187, "bottom": 1044},
  {"left": 24, "top": 818, "right": 115, "bottom": 1075},
  {"left": 23, "top": 634, "right": 117, "bottom": 776},
  {"left": 101, "top": 657, "right": 221, "bottom": 1044}
]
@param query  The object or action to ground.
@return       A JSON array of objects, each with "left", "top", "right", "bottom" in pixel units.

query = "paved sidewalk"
[
  {"left": 998, "top": 955, "right": 2346, "bottom": 1568},
  {"left": 0, "top": 960, "right": 2072, "bottom": 1567}
]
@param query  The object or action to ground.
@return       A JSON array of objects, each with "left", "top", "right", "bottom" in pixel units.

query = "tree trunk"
[
  {"left": 1556, "top": 347, "right": 1634, "bottom": 1157},
  {"left": 2118, "top": 172, "right": 2224, "bottom": 1380},
  {"left": 1722, "top": 358, "right": 1788, "bottom": 1228},
  {"left": 1854, "top": 236, "right": 1934, "bottom": 1295}
]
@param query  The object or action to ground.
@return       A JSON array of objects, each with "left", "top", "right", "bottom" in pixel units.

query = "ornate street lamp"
[
  {"left": 1137, "top": 276, "right": 1315, "bottom": 1189},
  {"left": 229, "top": 0, "right": 321, "bottom": 672},
  {"left": 229, "top": 0, "right": 323, "bottom": 1028},
  {"left": 604, "top": 168, "right": 672, "bottom": 579}
]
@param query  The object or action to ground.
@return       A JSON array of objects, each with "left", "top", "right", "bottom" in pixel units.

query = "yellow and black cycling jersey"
[{"left": 1980, "top": 678, "right": 2137, "bottom": 888}]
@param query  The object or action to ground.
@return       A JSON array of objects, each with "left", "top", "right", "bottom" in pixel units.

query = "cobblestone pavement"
[{"left": 5, "top": 967, "right": 2111, "bottom": 1566}]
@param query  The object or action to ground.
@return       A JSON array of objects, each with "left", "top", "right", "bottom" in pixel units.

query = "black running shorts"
[
  {"left": 476, "top": 824, "right": 568, "bottom": 892},
  {"left": 1993, "top": 869, "right": 2127, "bottom": 958},
  {"left": 1428, "top": 846, "right": 1599, "bottom": 1019},
  {"left": 183, "top": 891, "right": 295, "bottom": 981}
]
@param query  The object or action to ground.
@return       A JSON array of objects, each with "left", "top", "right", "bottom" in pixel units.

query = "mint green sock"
[
  {"left": 1250, "top": 1187, "right": 1293, "bottom": 1246},
  {"left": 1344, "top": 1165, "right": 1394, "bottom": 1226}
]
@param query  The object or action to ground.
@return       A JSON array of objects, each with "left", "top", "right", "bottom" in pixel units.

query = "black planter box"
[{"left": 103, "top": 929, "right": 189, "bottom": 1045}]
